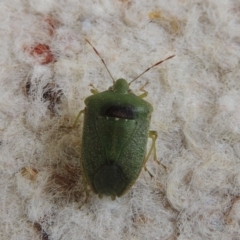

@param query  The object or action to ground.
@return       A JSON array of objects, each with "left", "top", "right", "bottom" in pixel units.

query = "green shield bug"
[{"left": 75, "top": 39, "right": 174, "bottom": 200}]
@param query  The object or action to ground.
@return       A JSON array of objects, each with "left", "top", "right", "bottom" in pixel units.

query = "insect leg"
[
  {"left": 138, "top": 88, "right": 148, "bottom": 99},
  {"left": 138, "top": 82, "right": 149, "bottom": 99},
  {"left": 72, "top": 109, "right": 85, "bottom": 128},
  {"left": 89, "top": 84, "right": 99, "bottom": 95},
  {"left": 143, "top": 131, "right": 166, "bottom": 177}
]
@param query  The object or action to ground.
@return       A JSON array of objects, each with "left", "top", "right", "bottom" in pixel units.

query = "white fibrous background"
[{"left": 0, "top": 0, "right": 240, "bottom": 239}]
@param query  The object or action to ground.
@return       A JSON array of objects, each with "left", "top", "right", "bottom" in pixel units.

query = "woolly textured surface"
[{"left": 0, "top": 0, "right": 240, "bottom": 239}]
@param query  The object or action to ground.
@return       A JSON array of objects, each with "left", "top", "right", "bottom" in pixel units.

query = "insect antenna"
[
  {"left": 128, "top": 55, "right": 175, "bottom": 86},
  {"left": 85, "top": 38, "right": 115, "bottom": 83}
]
